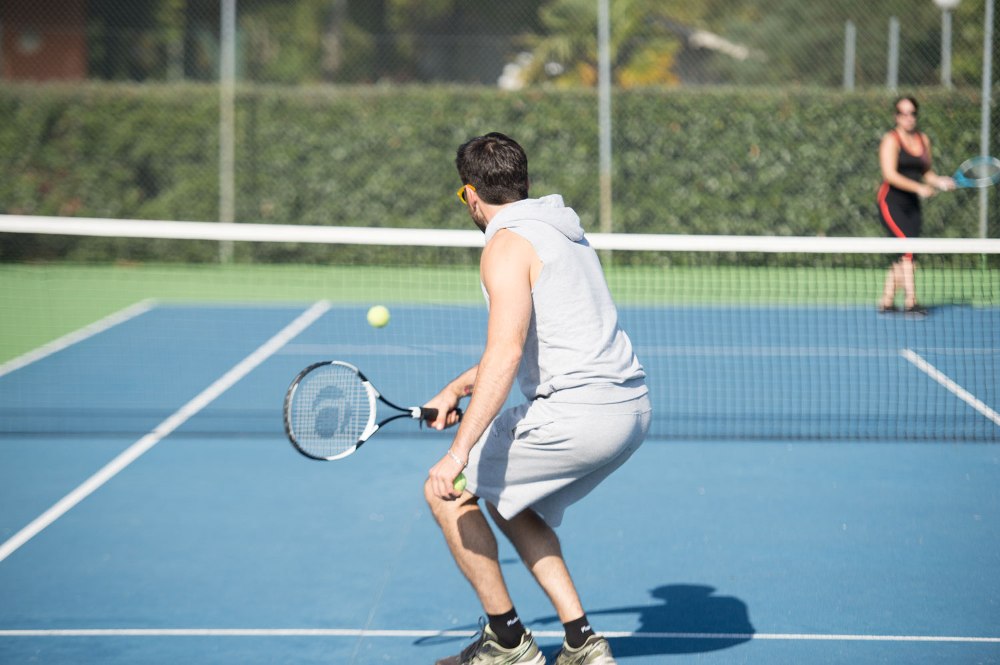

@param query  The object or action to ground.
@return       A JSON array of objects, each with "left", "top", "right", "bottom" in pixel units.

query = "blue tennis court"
[{"left": 1, "top": 301, "right": 998, "bottom": 664}]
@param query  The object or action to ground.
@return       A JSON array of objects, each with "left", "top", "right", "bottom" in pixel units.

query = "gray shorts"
[{"left": 462, "top": 393, "right": 652, "bottom": 528}]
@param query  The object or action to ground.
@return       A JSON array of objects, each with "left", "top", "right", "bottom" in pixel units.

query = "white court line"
[
  {"left": 0, "top": 301, "right": 331, "bottom": 564},
  {"left": 281, "top": 344, "right": 1000, "bottom": 359},
  {"left": 0, "top": 300, "right": 155, "bottom": 378},
  {"left": 280, "top": 345, "right": 1000, "bottom": 361},
  {"left": 901, "top": 349, "right": 1000, "bottom": 428},
  {"left": 0, "top": 628, "right": 997, "bottom": 644},
  {"left": 280, "top": 343, "right": 484, "bottom": 356}
]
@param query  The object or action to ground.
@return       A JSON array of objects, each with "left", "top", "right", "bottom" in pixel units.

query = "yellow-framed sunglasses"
[{"left": 456, "top": 184, "right": 476, "bottom": 204}]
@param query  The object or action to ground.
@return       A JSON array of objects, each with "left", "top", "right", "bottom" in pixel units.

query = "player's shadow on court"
[
  {"left": 535, "top": 583, "right": 754, "bottom": 657},
  {"left": 415, "top": 584, "right": 752, "bottom": 658}
]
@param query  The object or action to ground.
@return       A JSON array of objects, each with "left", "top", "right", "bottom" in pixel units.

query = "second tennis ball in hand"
[
  {"left": 453, "top": 472, "right": 467, "bottom": 492},
  {"left": 367, "top": 305, "right": 390, "bottom": 328}
]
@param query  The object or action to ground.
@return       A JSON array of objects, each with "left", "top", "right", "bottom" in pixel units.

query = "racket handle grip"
[{"left": 418, "top": 407, "right": 463, "bottom": 422}]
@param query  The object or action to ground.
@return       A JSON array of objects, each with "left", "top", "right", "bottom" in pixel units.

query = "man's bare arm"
[{"left": 426, "top": 229, "right": 536, "bottom": 499}]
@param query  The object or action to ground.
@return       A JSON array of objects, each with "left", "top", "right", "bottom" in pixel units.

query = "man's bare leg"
[
  {"left": 424, "top": 483, "right": 514, "bottom": 615},
  {"left": 487, "top": 505, "right": 585, "bottom": 623}
]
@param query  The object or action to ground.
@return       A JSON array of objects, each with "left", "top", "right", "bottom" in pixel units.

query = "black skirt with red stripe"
[{"left": 877, "top": 181, "right": 920, "bottom": 259}]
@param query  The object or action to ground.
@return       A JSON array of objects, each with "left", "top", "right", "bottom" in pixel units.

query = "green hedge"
[{"left": 0, "top": 83, "right": 995, "bottom": 264}]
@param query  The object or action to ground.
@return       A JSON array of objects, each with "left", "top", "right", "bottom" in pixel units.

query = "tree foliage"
[
  {"left": 518, "top": 0, "right": 707, "bottom": 86},
  {"left": 700, "top": 0, "right": 995, "bottom": 88},
  {"left": 82, "top": 0, "right": 997, "bottom": 89}
]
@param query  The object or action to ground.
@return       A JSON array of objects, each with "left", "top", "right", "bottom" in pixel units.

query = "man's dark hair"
[{"left": 455, "top": 132, "right": 529, "bottom": 204}]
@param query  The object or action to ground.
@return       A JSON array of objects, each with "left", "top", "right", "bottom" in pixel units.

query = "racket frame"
[
  {"left": 952, "top": 155, "right": 1000, "bottom": 189},
  {"left": 283, "top": 360, "right": 437, "bottom": 461}
]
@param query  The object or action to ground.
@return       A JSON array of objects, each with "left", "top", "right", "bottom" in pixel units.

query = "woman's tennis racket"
[
  {"left": 283, "top": 360, "right": 459, "bottom": 461},
  {"left": 952, "top": 156, "right": 1000, "bottom": 189}
]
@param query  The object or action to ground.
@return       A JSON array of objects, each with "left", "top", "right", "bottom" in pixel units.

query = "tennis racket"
[
  {"left": 952, "top": 156, "right": 1000, "bottom": 189},
  {"left": 283, "top": 360, "right": 459, "bottom": 461}
]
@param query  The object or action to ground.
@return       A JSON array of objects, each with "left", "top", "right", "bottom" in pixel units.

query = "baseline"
[{"left": 0, "top": 628, "right": 997, "bottom": 644}]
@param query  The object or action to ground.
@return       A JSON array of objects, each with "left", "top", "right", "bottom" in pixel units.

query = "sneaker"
[
  {"left": 553, "top": 635, "right": 616, "bottom": 665},
  {"left": 876, "top": 303, "right": 898, "bottom": 314},
  {"left": 903, "top": 304, "right": 929, "bottom": 318},
  {"left": 435, "top": 619, "right": 545, "bottom": 665}
]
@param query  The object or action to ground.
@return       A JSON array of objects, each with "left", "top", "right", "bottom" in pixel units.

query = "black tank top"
[{"left": 890, "top": 130, "right": 929, "bottom": 189}]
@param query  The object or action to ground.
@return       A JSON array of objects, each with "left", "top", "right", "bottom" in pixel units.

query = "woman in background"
[{"left": 876, "top": 95, "right": 954, "bottom": 315}]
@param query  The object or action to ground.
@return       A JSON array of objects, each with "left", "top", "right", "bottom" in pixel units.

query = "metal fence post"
[
  {"left": 887, "top": 16, "right": 899, "bottom": 90},
  {"left": 980, "top": 0, "right": 995, "bottom": 238},
  {"left": 219, "top": 0, "right": 236, "bottom": 262},
  {"left": 844, "top": 20, "right": 856, "bottom": 90}
]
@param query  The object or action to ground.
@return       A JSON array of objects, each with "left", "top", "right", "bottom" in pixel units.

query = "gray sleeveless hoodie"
[{"left": 483, "top": 194, "right": 646, "bottom": 404}]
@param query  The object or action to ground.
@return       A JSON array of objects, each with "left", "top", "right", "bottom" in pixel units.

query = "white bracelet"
[{"left": 447, "top": 449, "right": 467, "bottom": 468}]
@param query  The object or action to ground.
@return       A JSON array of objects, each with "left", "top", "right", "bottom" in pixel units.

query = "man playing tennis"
[{"left": 423, "top": 132, "right": 651, "bottom": 665}]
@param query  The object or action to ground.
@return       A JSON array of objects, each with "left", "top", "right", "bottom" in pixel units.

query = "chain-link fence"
[
  {"left": 2, "top": 0, "right": 997, "bottom": 240},
  {"left": 3, "top": 1, "right": 991, "bottom": 88}
]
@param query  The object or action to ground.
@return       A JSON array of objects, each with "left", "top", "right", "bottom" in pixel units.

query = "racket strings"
[
  {"left": 289, "top": 365, "right": 372, "bottom": 458},
  {"left": 963, "top": 163, "right": 999, "bottom": 178},
  {"left": 958, "top": 157, "right": 1000, "bottom": 186}
]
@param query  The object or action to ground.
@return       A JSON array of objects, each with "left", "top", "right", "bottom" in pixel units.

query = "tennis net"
[{"left": 1, "top": 214, "right": 998, "bottom": 441}]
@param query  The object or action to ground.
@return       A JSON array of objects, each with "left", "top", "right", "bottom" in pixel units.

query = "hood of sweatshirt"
[{"left": 483, "top": 194, "right": 585, "bottom": 243}]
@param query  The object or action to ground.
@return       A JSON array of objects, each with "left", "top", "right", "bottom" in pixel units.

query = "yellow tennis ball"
[
  {"left": 366, "top": 305, "right": 390, "bottom": 328},
  {"left": 453, "top": 472, "right": 467, "bottom": 492}
]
